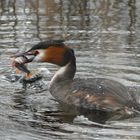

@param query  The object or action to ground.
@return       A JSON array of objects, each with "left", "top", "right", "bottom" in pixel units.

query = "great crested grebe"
[{"left": 15, "top": 40, "right": 140, "bottom": 120}]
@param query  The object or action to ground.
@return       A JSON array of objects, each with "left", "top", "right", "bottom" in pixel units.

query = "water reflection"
[
  {"left": 0, "top": 0, "right": 140, "bottom": 140},
  {"left": 127, "top": 0, "right": 136, "bottom": 46},
  {"left": 0, "top": 0, "right": 139, "bottom": 46}
]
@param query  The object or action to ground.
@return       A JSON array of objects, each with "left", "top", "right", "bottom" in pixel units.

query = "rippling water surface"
[{"left": 0, "top": 0, "right": 140, "bottom": 139}]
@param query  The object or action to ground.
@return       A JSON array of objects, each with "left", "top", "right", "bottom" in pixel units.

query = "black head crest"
[{"left": 29, "top": 40, "right": 65, "bottom": 51}]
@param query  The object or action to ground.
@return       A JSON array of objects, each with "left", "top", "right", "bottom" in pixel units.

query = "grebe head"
[{"left": 23, "top": 40, "right": 75, "bottom": 66}]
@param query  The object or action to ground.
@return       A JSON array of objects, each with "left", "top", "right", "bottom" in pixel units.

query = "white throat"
[
  {"left": 49, "top": 62, "right": 76, "bottom": 90},
  {"left": 51, "top": 66, "right": 67, "bottom": 82},
  {"left": 49, "top": 65, "right": 68, "bottom": 88}
]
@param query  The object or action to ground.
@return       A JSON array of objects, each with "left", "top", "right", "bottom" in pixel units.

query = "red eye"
[{"left": 34, "top": 50, "right": 39, "bottom": 55}]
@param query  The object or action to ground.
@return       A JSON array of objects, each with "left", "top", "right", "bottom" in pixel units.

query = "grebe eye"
[{"left": 34, "top": 50, "right": 39, "bottom": 55}]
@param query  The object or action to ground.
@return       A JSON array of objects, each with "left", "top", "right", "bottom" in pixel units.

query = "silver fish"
[{"left": 12, "top": 55, "right": 30, "bottom": 74}]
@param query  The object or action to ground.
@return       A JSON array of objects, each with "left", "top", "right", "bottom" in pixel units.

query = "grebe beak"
[{"left": 11, "top": 50, "right": 37, "bottom": 63}]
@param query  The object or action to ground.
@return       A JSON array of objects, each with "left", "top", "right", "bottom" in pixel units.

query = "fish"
[
  {"left": 10, "top": 53, "right": 42, "bottom": 84},
  {"left": 11, "top": 54, "right": 32, "bottom": 78}
]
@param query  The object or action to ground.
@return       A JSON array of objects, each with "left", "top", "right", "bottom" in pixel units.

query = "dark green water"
[{"left": 0, "top": 0, "right": 140, "bottom": 139}]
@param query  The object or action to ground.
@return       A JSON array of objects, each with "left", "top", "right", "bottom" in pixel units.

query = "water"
[{"left": 0, "top": 0, "right": 140, "bottom": 139}]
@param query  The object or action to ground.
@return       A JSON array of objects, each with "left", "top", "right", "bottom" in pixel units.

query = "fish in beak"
[
  {"left": 11, "top": 50, "right": 36, "bottom": 62},
  {"left": 11, "top": 51, "right": 36, "bottom": 77}
]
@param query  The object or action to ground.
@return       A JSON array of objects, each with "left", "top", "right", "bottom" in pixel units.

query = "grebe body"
[{"left": 17, "top": 40, "right": 140, "bottom": 120}]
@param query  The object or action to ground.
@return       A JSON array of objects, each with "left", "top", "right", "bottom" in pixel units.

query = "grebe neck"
[{"left": 49, "top": 55, "right": 76, "bottom": 89}]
